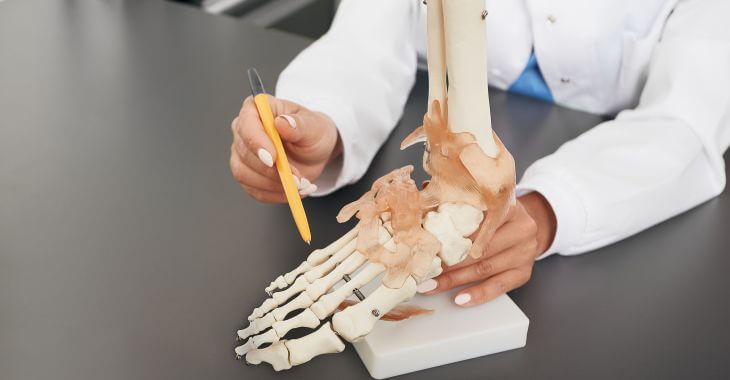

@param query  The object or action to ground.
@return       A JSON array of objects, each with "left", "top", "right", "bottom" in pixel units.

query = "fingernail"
[
  {"left": 293, "top": 176, "right": 301, "bottom": 189},
  {"left": 257, "top": 148, "right": 273, "bottom": 168},
  {"left": 300, "top": 177, "right": 311, "bottom": 188},
  {"left": 299, "top": 183, "right": 317, "bottom": 196},
  {"left": 417, "top": 279, "right": 437, "bottom": 293},
  {"left": 454, "top": 293, "right": 471, "bottom": 306},
  {"left": 278, "top": 114, "right": 297, "bottom": 129}
]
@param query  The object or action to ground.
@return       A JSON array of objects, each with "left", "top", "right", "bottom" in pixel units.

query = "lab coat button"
[
  {"left": 560, "top": 77, "right": 571, "bottom": 84},
  {"left": 546, "top": 15, "right": 557, "bottom": 24}
]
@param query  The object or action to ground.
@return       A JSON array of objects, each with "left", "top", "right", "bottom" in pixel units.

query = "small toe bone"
[
  {"left": 284, "top": 322, "right": 345, "bottom": 366},
  {"left": 248, "top": 298, "right": 278, "bottom": 322},
  {"left": 272, "top": 308, "right": 320, "bottom": 338},
  {"left": 273, "top": 275, "right": 310, "bottom": 305},
  {"left": 332, "top": 276, "right": 418, "bottom": 342},
  {"left": 245, "top": 341, "right": 292, "bottom": 371},
  {"left": 272, "top": 292, "right": 314, "bottom": 321},
  {"left": 235, "top": 329, "right": 279, "bottom": 356},
  {"left": 238, "top": 313, "right": 275, "bottom": 340}
]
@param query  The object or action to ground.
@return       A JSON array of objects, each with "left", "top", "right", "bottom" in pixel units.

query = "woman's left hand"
[{"left": 417, "top": 192, "right": 557, "bottom": 307}]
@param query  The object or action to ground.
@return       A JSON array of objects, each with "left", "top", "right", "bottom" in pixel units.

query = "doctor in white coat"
[{"left": 230, "top": 0, "right": 730, "bottom": 307}]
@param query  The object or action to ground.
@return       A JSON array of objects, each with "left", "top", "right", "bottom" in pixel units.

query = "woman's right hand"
[{"left": 230, "top": 96, "right": 342, "bottom": 203}]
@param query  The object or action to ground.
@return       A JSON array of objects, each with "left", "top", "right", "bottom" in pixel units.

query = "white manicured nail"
[
  {"left": 293, "top": 176, "right": 301, "bottom": 189},
  {"left": 417, "top": 279, "right": 437, "bottom": 293},
  {"left": 300, "top": 177, "right": 311, "bottom": 188},
  {"left": 279, "top": 114, "right": 297, "bottom": 128},
  {"left": 299, "top": 183, "right": 317, "bottom": 196},
  {"left": 454, "top": 293, "right": 471, "bottom": 306},
  {"left": 257, "top": 148, "right": 273, "bottom": 167}
]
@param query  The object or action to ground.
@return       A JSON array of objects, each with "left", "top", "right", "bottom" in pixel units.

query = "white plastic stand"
[{"left": 351, "top": 289, "right": 529, "bottom": 379}]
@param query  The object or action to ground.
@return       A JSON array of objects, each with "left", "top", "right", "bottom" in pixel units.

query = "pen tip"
[{"left": 305, "top": 240, "right": 311, "bottom": 245}]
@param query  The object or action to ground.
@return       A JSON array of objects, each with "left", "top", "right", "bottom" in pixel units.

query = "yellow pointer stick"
[{"left": 248, "top": 68, "right": 311, "bottom": 244}]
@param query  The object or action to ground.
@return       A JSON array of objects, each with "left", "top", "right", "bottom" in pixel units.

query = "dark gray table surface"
[{"left": 1, "top": 1, "right": 728, "bottom": 379}]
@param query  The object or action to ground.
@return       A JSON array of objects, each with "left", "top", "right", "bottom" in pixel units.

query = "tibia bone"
[
  {"left": 245, "top": 341, "right": 292, "bottom": 371},
  {"left": 332, "top": 276, "right": 418, "bottom": 342},
  {"left": 235, "top": 329, "right": 279, "bottom": 357},
  {"left": 310, "top": 262, "right": 386, "bottom": 320},
  {"left": 273, "top": 275, "right": 310, "bottom": 305},
  {"left": 238, "top": 313, "right": 275, "bottom": 340},
  {"left": 284, "top": 322, "right": 345, "bottom": 366},
  {"left": 443, "top": 0, "right": 498, "bottom": 157},
  {"left": 426, "top": 0, "right": 446, "bottom": 117},
  {"left": 272, "top": 308, "right": 320, "bottom": 338},
  {"left": 272, "top": 292, "right": 314, "bottom": 321}
]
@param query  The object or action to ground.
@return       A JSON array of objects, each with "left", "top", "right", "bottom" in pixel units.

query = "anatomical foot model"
[{"left": 235, "top": 0, "right": 516, "bottom": 370}]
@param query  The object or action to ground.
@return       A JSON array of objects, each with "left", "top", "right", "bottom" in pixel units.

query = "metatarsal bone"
[
  {"left": 284, "top": 322, "right": 345, "bottom": 366},
  {"left": 273, "top": 275, "right": 310, "bottom": 305},
  {"left": 272, "top": 292, "right": 313, "bottom": 321},
  {"left": 306, "top": 252, "right": 366, "bottom": 301},
  {"left": 245, "top": 341, "right": 292, "bottom": 371},
  {"left": 238, "top": 313, "right": 275, "bottom": 339},
  {"left": 306, "top": 227, "right": 358, "bottom": 267},
  {"left": 263, "top": 227, "right": 358, "bottom": 295},
  {"left": 272, "top": 308, "right": 320, "bottom": 338},
  {"left": 304, "top": 238, "right": 357, "bottom": 283},
  {"left": 332, "top": 276, "right": 418, "bottom": 342},
  {"left": 310, "top": 262, "right": 386, "bottom": 320}
]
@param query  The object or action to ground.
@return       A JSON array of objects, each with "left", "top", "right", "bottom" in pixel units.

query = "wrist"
[
  {"left": 519, "top": 192, "right": 557, "bottom": 255},
  {"left": 318, "top": 112, "right": 343, "bottom": 165}
]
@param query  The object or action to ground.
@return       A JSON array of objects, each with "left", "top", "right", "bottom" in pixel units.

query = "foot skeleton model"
[{"left": 236, "top": 0, "right": 516, "bottom": 370}]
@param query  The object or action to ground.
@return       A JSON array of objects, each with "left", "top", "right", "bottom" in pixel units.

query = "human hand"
[
  {"left": 416, "top": 192, "right": 557, "bottom": 306},
  {"left": 230, "top": 96, "right": 342, "bottom": 203}
]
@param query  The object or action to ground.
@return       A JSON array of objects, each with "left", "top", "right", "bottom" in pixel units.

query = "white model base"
[{"left": 352, "top": 291, "right": 529, "bottom": 379}]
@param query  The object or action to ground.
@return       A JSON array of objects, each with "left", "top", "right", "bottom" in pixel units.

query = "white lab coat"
[{"left": 276, "top": 0, "right": 730, "bottom": 258}]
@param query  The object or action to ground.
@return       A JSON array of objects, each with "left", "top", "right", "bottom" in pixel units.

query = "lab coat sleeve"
[
  {"left": 517, "top": 0, "right": 730, "bottom": 258},
  {"left": 275, "top": 0, "right": 420, "bottom": 195}
]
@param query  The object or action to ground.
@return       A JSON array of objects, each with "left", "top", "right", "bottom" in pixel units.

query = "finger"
[
  {"left": 242, "top": 184, "right": 313, "bottom": 203},
  {"left": 241, "top": 185, "right": 288, "bottom": 204},
  {"left": 230, "top": 149, "right": 285, "bottom": 192},
  {"left": 453, "top": 267, "right": 532, "bottom": 307},
  {"left": 420, "top": 242, "right": 532, "bottom": 294},
  {"left": 443, "top": 216, "right": 533, "bottom": 273},
  {"left": 236, "top": 96, "right": 277, "bottom": 168},
  {"left": 231, "top": 146, "right": 313, "bottom": 195}
]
